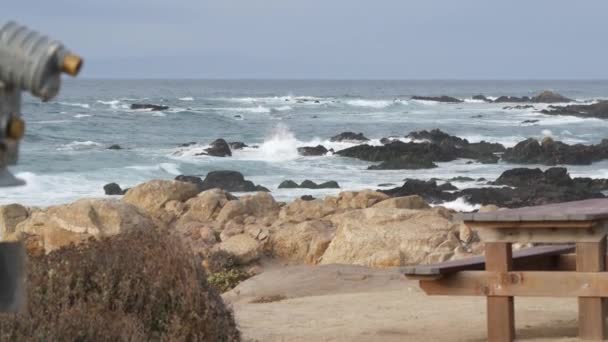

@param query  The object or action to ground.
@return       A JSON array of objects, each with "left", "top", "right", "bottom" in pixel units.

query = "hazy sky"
[{"left": 4, "top": 0, "right": 608, "bottom": 79}]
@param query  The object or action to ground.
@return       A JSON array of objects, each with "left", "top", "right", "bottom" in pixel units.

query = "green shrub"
[{"left": 205, "top": 250, "right": 251, "bottom": 293}]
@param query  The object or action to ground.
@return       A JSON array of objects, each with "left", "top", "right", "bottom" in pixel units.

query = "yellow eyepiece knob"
[
  {"left": 61, "top": 54, "right": 83, "bottom": 76},
  {"left": 7, "top": 117, "right": 25, "bottom": 140}
]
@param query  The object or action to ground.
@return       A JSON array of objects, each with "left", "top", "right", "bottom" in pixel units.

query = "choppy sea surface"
[{"left": 4, "top": 79, "right": 608, "bottom": 209}]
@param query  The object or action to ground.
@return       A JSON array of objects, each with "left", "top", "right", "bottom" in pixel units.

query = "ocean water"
[{"left": 4, "top": 79, "right": 608, "bottom": 208}]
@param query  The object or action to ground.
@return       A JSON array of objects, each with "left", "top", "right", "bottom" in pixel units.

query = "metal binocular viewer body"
[{"left": 0, "top": 21, "right": 82, "bottom": 311}]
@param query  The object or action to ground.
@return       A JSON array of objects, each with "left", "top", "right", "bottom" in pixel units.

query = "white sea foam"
[
  {"left": 179, "top": 97, "right": 194, "bottom": 101},
  {"left": 345, "top": 99, "right": 394, "bottom": 108},
  {"left": 243, "top": 124, "right": 300, "bottom": 161},
  {"left": 58, "top": 140, "right": 103, "bottom": 151},
  {"left": 434, "top": 197, "right": 481, "bottom": 212},
  {"left": 58, "top": 102, "right": 90, "bottom": 109},
  {"left": 74, "top": 114, "right": 92, "bottom": 118},
  {"left": 30, "top": 119, "right": 73, "bottom": 124},
  {"left": 463, "top": 98, "right": 485, "bottom": 103},
  {"left": 125, "top": 163, "right": 181, "bottom": 175},
  {"left": 97, "top": 99, "right": 128, "bottom": 110}
]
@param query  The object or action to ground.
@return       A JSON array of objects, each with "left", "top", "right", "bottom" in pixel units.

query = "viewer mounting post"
[{"left": 0, "top": 21, "right": 82, "bottom": 311}]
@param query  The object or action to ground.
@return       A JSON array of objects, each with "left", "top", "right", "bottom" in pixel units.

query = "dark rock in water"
[
  {"left": 316, "top": 181, "right": 340, "bottom": 189},
  {"left": 279, "top": 180, "right": 340, "bottom": 189},
  {"left": 502, "top": 137, "right": 608, "bottom": 165},
  {"left": 531, "top": 90, "right": 573, "bottom": 103},
  {"left": 380, "top": 137, "right": 401, "bottom": 145},
  {"left": 521, "top": 119, "right": 539, "bottom": 124},
  {"left": 278, "top": 180, "right": 299, "bottom": 189},
  {"left": 368, "top": 155, "right": 438, "bottom": 170},
  {"left": 107, "top": 144, "right": 122, "bottom": 150},
  {"left": 228, "top": 142, "right": 248, "bottom": 150},
  {"left": 338, "top": 129, "right": 504, "bottom": 169},
  {"left": 378, "top": 183, "right": 396, "bottom": 187},
  {"left": 130, "top": 103, "right": 169, "bottom": 111},
  {"left": 472, "top": 94, "right": 490, "bottom": 102},
  {"left": 477, "top": 177, "right": 486, "bottom": 182},
  {"left": 103, "top": 182, "right": 124, "bottom": 195},
  {"left": 234, "top": 114, "right": 243, "bottom": 119},
  {"left": 411, "top": 95, "right": 462, "bottom": 103},
  {"left": 494, "top": 91, "right": 571, "bottom": 104},
  {"left": 438, "top": 182, "right": 458, "bottom": 191},
  {"left": 297, "top": 145, "right": 328, "bottom": 156},
  {"left": 504, "top": 105, "right": 536, "bottom": 110},
  {"left": 178, "top": 142, "right": 196, "bottom": 147},
  {"left": 202, "top": 139, "right": 232, "bottom": 157},
  {"left": 470, "top": 114, "right": 483, "bottom": 118},
  {"left": 449, "top": 176, "right": 475, "bottom": 182},
  {"left": 175, "top": 175, "right": 205, "bottom": 190},
  {"left": 300, "top": 195, "right": 316, "bottom": 201},
  {"left": 382, "top": 167, "right": 608, "bottom": 208},
  {"left": 200, "top": 170, "right": 269, "bottom": 192},
  {"left": 493, "top": 95, "right": 532, "bottom": 103},
  {"left": 540, "top": 101, "right": 608, "bottom": 119},
  {"left": 330, "top": 132, "right": 369, "bottom": 142},
  {"left": 300, "top": 180, "right": 319, "bottom": 189},
  {"left": 381, "top": 179, "right": 454, "bottom": 203}
]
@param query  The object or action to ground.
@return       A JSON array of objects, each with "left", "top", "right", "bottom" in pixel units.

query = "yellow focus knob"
[
  {"left": 7, "top": 117, "right": 25, "bottom": 140},
  {"left": 62, "top": 54, "right": 83, "bottom": 76}
]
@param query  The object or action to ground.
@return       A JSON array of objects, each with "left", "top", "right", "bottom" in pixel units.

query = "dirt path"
[{"left": 224, "top": 264, "right": 581, "bottom": 342}]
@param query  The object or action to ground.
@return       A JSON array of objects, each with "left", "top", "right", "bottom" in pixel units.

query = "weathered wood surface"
[
  {"left": 477, "top": 226, "right": 608, "bottom": 243},
  {"left": 403, "top": 244, "right": 574, "bottom": 277},
  {"left": 460, "top": 198, "right": 608, "bottom": 222},
  {"left": 420, "top": 271, "right": 608, "bottom": 297},
  {"left": 576, "top": 239, "right": 606, "bottom": 340},
  {"left": 485, "top": 242, "right": 515, "bottom": 342}
]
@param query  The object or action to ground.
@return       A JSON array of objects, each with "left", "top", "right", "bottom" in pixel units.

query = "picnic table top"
[{"left": 459, "top": 198, "right": 608, "bottom": 222}]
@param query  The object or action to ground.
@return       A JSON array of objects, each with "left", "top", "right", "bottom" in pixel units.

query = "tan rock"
[
  {"left": 0, "top": 203, "right": 29, "bottom": 239},
  {"left": 217, "top": 234, "right": 262, "bottom": 264},
  {"left": 122, "top": 179, "right": 199, "bottom": 215},
  {"left": 216, "top": 192, "right": 280, "bottom": 224},
  {"left": 336, "top": 190, "right": 389, "bottom": 210},
  {"left": 321, "top": 207, "right": 453, "bottom": 267},
  {"left": 220, "top": 221, "right": 245, "bottom": 241},
  {"left": 15, "top": 199, "right": 153, "bottom": 253},
  {"left": 278, "top": 199, "right": 336, "bottom": 223},
  {"left": 271, "top": 220, "right": 335, "bottom": 264},
  {"left": 181, "top": 188, "right": 235, "bottom": 223},
  {"left": 458, "top": 223, "right": 474, "bottom": 243},
  {"left": 372, "top": 195, "right": 430, "bottom": 210}
]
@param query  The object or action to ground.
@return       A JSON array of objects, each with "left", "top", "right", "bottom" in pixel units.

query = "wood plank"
[
  {"left": 466, "top": 221, "right": 597, "bottom": 229},
  {"left": 477, "top": 226, "right": 607, "bottom": 243},
  {"left": 419, "top": 271, "right": 608, "bottom": 297},
  {"left": 403, "top": 244, "right": 574, "bottom": 277},
  {"left": 460, "top": 198, "right": 608, "bottom": 222},
  {"left": 485, "top": 242, "right": 515, "bottom": 342},
  {"left": 577, "top": 239, "right": 606, "bottom": 340}
]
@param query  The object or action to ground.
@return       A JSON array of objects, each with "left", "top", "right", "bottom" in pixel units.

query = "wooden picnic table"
[{"left": 405, "top": 198, "right": 608, "bottom": 341}]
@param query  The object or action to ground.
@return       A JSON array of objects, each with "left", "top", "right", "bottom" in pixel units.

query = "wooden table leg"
[
  {"left": 577, "top": 237, "right": 607, "bottom": 340},
  {"left": 486, "top": 242, "right": 515, "bottom": 342}
]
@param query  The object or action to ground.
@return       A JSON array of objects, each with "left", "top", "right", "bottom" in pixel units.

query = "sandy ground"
[{"left": 223, "top": 264, "right": 583, "bottom": 342}]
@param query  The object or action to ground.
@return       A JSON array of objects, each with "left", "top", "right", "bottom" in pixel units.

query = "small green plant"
[{"left": 208, "top": 268, "right": 251, "bottom": 293}]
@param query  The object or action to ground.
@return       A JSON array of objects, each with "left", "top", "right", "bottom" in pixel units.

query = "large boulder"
[
  {"left": 372, "top": 195, "right": 431, "bottom": 210},
  {"left": 14, "top": 199, "right": 154, "bottom": 254},
  {"left": 122, "top": 180, "right": 199, "bottom": 216},
  {"left": 217, "top": 234, "right": 262, "bottom": 264},
  {"left": 271, "top": 220, "right": 335, "bottom": 264},
  {"left": 203, "top": 138, "right": 232, "bottom": 157},
  {"left": 502, "top": 137, "right": 599, "bottom": 165},
  {"left": 179, "top": 188, "right": 237, "bottom": 223},
  {"left": 200, "top": 171, "right": 269, "bottom": 192},
  {"left": 0, "top": 204, "right": 29, "bottom": 239},
  {"left": 334, "top": 190, "right": 390, "bottom": 210},
  {"left": 216, "top": 192, "right": 280, "bottom": 224},
  {"left": 330, "top": 132, "right": 369, "bottom": 143},
  {"left": 321, "top": 207, "right": 456, "bottom": 267},
  {"left": 279, "top": 180, "right": 340, "bottom": 189},
  {"left": 278, "top": 198, "right": 338, "bottom": 223}
]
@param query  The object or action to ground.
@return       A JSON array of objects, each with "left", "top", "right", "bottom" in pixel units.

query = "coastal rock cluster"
[{"left": 4, "top": 180, "right": 482, "bottom": 269}]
